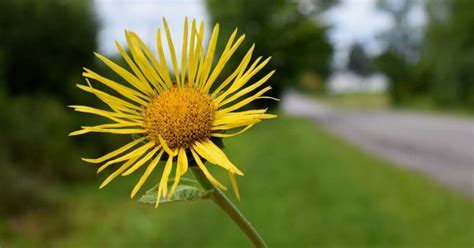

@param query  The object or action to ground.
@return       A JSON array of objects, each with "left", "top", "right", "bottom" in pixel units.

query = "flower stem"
[{"left": 190, "top": 167, "right": 268, "bottom": 248}]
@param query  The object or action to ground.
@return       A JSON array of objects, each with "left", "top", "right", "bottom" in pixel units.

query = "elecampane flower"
[{"left": 70, "top": 18, "right": 276, "bottom": 206}]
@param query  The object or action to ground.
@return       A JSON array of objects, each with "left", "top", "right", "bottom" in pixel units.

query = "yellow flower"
[{"left": 70, "top": 17, "right": 276, "bottom": 206}]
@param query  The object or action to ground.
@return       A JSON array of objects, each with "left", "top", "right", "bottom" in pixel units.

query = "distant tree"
[
  {"left": 374, "top": 0, "right": 424, "bottom": 105},
  {"left": 0, "top": 0, "right": 97, "bottom": 98},
  {"left": 374, "top": 50, "right": 414, "bottom": 105},
  {"left": 347, "top": 42, "right": 373, "bottom": 77},
  {"left": 421, "top": 0, "right": 474, "bottom": 108},
  {"left": 376, "top": 0, "right": 423, "bottom": 62},
  {"left": 205, "top": 0, "right": 336, "bottom": 106}
]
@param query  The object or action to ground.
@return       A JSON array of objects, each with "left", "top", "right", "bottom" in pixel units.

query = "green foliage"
[
  {"left": 0, "top": 89, "right": 90, "bottom": 215},
  {"left": 376, "top": 0, "right": 474, "bottom": 110},
  {"left": 205, "top": 0, "right": 334, "bottom": 105},
  {"left": 0, "top": 0, "right": 97, "bottom": 98},
  {"left": 139, "top": 178, "right": 213, "bottom": 205},
  {"left": 347, "top": 42, "right": 373, "bottom": 76},
  {"left": 374, "top": 50, "right": 414, "bottom": 105},
  {"left": 421, "top": 0, "right": 474, "bottom": 108}
]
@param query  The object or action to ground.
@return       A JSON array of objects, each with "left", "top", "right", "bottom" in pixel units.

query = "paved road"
[{"left": 281, "top": 90, "right": 474, "bottom": 197}]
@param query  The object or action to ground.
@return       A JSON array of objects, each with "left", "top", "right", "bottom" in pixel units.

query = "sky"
[
  {"left": 94, "top": 0, "right": 208, "bottom": 56},
  {"left": 94, "top": 0, "right": 425, "bottom": 69}
]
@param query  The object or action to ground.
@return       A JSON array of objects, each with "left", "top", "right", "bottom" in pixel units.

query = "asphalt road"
[{"left": 282, "top": 90, "right": 474, "bottom": 197}]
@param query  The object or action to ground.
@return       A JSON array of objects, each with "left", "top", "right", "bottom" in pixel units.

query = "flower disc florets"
[{"left": 143, "top": 86, "right": 215, "bottom": 149}]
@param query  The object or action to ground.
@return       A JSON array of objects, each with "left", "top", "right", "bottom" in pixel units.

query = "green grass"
[
  {"left": 2, "top": 116, "right": 473, "bottom": 247},
  {"left": 315, "top": 93, "right": 390, "bottom": 110}
]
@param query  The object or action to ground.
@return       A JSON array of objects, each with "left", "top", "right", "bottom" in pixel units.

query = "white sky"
[
  {"left": 94, "top": 0, "right": 208, "bottom": 56},
  {"left": 94, "top": 0, "right": 425, "bottom": 69},
  {"left": 323, "top": 0, "right": 392, "bottom": 68}
]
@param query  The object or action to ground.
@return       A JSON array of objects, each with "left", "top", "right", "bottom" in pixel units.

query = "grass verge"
[{"left": 2, "top": 115, "right": 473, "bottom": 247}]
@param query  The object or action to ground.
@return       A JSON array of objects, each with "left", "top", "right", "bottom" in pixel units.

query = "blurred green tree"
[
  {"left": 0, "top": 0, "right": 97, "bottom": 98},
  {"left": 373, "top": 0, "right": 424, "bottom": 105},
  {"left": 347, "top": 42, "right": 373, "bottom": 77},
  {"left": 421, "top": 0, "right": 474, "bottom": 108},
  {"left": 205, "top": 0, "right": 335, "bottom": 105},
  {"left": 0, "top": 0, "right": 101, "bottom": 216}
]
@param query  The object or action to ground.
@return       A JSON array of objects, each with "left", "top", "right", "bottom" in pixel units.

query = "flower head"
[{"left": 70, "top": 17, "right": 276, "bottom": 206}]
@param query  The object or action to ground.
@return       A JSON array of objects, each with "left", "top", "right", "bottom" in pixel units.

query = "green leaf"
[{"left": 138, "top": 178, "right": 213, "bottom": 205}]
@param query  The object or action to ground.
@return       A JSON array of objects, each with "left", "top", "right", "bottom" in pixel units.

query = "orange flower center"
[{"left": 143, "top": 86, "right": 215, "bottom": 149}]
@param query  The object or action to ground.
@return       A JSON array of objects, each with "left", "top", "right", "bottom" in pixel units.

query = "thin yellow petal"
[
  {"left": 75, "top": 127, "right": 146, "bottom": 135},
  {"left": 77, "top": 82, "right": 142, "bottom": 113},
  {"left": 180, "top": 17, "right": 189, "bottom": 86},
  {"left": 129, "top": 34, "right": 171, "bottom": 89},
  {"left": 201, "top": 140, "right": 244, "bottom": 175},
  {"left": 125, "top": 32, "right": 164, "bottom": 92},
  {"left": 99, "top": 155, "right": 141, "bottom": 189},
  {"left": 156, "top": 154, "right": 174, "bottom": 207},
  {"left": 215, "top": 56, "right": 271, "bottom": 105},
  {"left": 158, "top": 134, "right": 177, "bottom": 156},
  {"left": 162, "top": 17, "right": 181, "bottom": 85},
  {"left": 190, "top": 148, "right": 227, "bottom": 190},
  {"left": 219, "top": 70, "right": 275, "bottom": 107},
  {"left": 69, "top": 105, "right": 142, "bottom": 124},
  {"left": 114, "top": 40, "right": 154, "bottom": 94},
  {"left": 193, "top": 21, "right": 206, "bottom": 87},
  {"left": 98, "top": 141, "right": 155, "bottom": 172},
  {"left": 193, "top": 140, "right": 243, "bottom": 176},
  {"left": 155, "top": 29, "right": 174, "bottom": 87},
  {"left": 203, "top": 31, "right": 246, "bottom": 93},
  {"left": 197, "top": 23, "right": 219, "bottom": 90},
  {"left": 169, "top": 148, "right": 189, "bottom": 197},
  {"left": 188, "top": 19, "right": 197, "bottom": 86},
  {"left": 130, "top": 150, "right": 165, "bottom": 198},
  {"left": 227, "top": 171, "right": 240, "bottom": 200},
  {"left": 211, "top": 44, "right": 255, "bottom": 97},
  {"left": 81, "top": 137, "right": 146, "bottom": 164},
  {"left": 122, "top": 146, "right": 160, "bottom": 176},
  {"left": 83, "top": 68, "right": 150, "bottom": 106},
  {"left": 217, "top": 86, "right": 272, "bottom": 115},
  {"left": 211, "top": 124, "right": 255, "bottom": 138}
]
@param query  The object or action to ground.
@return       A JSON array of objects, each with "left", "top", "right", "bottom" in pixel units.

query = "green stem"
[{"left": 191, "top": 167, "right": 268, "bottom": 248}]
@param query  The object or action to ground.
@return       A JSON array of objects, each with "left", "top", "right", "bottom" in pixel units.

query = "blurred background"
[{"left": 0, "top": 0, "right": 472, "bottom": 247}]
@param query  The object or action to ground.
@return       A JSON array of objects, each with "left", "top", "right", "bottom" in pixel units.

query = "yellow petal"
[
  {"left": 219, "top": 70, "right": 275, "bottom": 107},
  {"left": 77, "top": 82, "right": 142, "bottom": 114},
  {"left": 130, "top": 150, "right": 165, "bottom": 198},
  {"left": 81, "top": 137, "right": 146, "bottom": 164},
  {"left": 203, "top": 31, "right": 246, "bottom": 93},
  {"left": 211, "top": 124, "right": 255, "bottom": 138},
  {"left": 99, "top": 155, "right": 141, "bottom": 189},
  {"left": 169, "top": 148, "right": 189, "bottom": 197},
  {"left": 193, "top": 21, "right": 206, "bottom": 88},
  {"left": 190, "top": 148, "right": 227, "bottom": 190},
  {"left": 188, "top": 19, "right": 198, "bottom": 86},
  {"left": 122, "top": 146, "right": 160, "bottom": 176},
  {"left": 197, "top": 23, "right": 219, "bottom": 90},
  {"left": 114, "top": 41, "right": 153, "bottom": 93},
  {"left": 162, "top": 17, "right": 181, "bottom": 86},
  {"left": 69, "top": 105, "right": 142, "bottom": 124},
  {"left": 180, "top": 17, "right": 189, "bottom": 86},
  {"left": 125, "top": 32, "right": 164, "bottom": 92},
  {"left": 155, "top": 154, "right": 174, "bottom": 207},
  {"left": 158, "top": 134, "right": 178, "bottom": 156},
  {"left": 227, "top": 171, "right": 240, "bottom": 201},
  {"left": 211, "top": 44, "right": 255, "bottom": 98},
  {"left": 98, "top": 141, "right": 155, "bottom": 172},
  {"left": 202, "top": 140, "right": 244, "bottom": 176},
  {"left": 217, "top": 86, "right": 272, "bottom": 115},
  {"left": 83, "top": 68, "right": 150, "bottom": 106},
  {"left": 155, "top": 28, "right": 174, "bottom": 87}
]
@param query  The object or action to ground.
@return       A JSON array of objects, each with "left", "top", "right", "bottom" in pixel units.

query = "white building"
[{"left": 327, "top": 71, "right": 389, "bottom": 94}]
